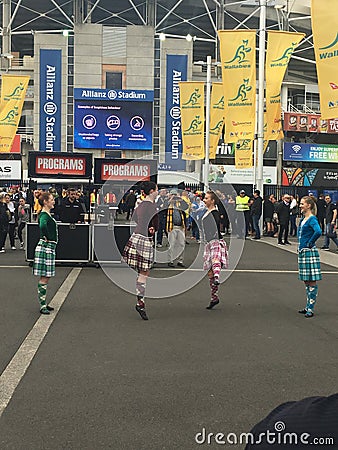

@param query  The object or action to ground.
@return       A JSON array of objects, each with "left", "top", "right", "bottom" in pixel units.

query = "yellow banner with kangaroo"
[
  {"left": 312, "top": 0, "right": 338, "bottom": 119},
  {"left": 179, "top": 82, "right": 205, "bottom": 160},
  {"left": 218, "top": 30, "right": 256, "bottom": 143},
  {"left": 0, "top": 75, "right": 29, "bottom": 153},
  {"left": 209, "top": 83, "right": 224, "bottom": 159},
  {"left": 265, "top": 31, "right": 304, "bottom": 141}
]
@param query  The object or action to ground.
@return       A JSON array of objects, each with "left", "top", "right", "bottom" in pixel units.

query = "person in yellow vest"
[{"left": 235, "top": 189, "right": 250, "bottom": 239}]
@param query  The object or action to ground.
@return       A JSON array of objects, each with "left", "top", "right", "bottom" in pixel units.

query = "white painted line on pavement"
[
  {"left": 151, "top": 268, "right": 338, "bottom": 274},
  {"left": 0, "top": 267, "right": 82, "bottom": 418}
]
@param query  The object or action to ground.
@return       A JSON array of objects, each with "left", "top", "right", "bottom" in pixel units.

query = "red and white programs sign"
[
  {"left": 101, "top": 162, "right": 151, "bottom": 181},
  {"left": 35, "top": 156, "right": 87, "bottom": 176}
]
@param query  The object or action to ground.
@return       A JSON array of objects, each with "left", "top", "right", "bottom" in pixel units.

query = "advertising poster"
[
  {"left": 39, "top": 49, "right": 62, "bottom": 152},
  {"left": 208, "top": 164, "right": 277, "bottom": 185},
  {"left": 165, "top": 55, "right": 187, "bottom": 171},
  {"left": 283, "top": 112, "right": 338, "bottom": 134},
  {"left": 0, "top": 160, "right": 21, "bottom": 180},
  {"left": 283, "top": 142, "right": 338, "bottom": 163},
  {"left": 282, "top": 167, "right": 338, "bottom": 187},
  {"left": 74, "top": 88, "right": 153, "bottom": 151}
]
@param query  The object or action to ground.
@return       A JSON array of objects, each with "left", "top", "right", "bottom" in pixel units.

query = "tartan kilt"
[
  {"left": 122, "top": 233, "right": 154, "bottom": 272},
  {"left": 298, "top": 247, "right": 322, "bottom": 281},
  {"left": 33, "top": 239, "right": 57, "bottom": 277},
  {"left": 203, "top": 239, "right": 228, "bottom": 271}
]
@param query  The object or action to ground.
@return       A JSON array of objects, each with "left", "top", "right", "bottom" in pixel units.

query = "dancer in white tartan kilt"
[
  {"left": 33, "top": 192, "right": 58, "bottom": 315},
  {"left": 297, "top": 196, "right": 322, "bottom": 318},
  {"left": 122, "top": 181, "right": 158, "bottom": 320},
  {"left": 202, "top": 191, "right": 228, "bottom": 310}
]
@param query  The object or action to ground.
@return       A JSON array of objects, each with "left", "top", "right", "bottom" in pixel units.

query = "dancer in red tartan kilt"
[
  {"left": 122, "top": 181, "right": 158, "bottom": 320},
  {"left": 202, "top": 191, "right": 228, "bottom": 310}
]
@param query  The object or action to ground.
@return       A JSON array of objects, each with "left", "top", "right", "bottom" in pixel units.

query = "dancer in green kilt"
[{"left": 33, "top": 192, "right": 58, "bottom": 314}]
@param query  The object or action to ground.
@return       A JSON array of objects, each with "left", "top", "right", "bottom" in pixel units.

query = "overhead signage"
[
  {"left": 283, "top": 142, "right": 338, "bottom": 163},
  {"left": 0, "top": 160, "right": 21, "bottom": 180},
  {"left": 165, "top": 55, "right": 187, "bottom": 171},
  {"left": 39, "top": 49, "right": 62, "bottom": 152},
  {"left": 283, "top": 112, "right": 338, "bottom": 134},
  {"left": 282, "top": 167, "right": 338, "bottom": 187},
  {"left": 74, "top": 88, "right": 153, "bottom": 151},
  {"left": 94, "top": 158, "right": 158, "bottom": 184},
  {"left": 28, "top": 152, "right": 92, "bottom": 178}
]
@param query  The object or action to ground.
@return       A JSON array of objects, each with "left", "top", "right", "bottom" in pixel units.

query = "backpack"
[{"left": 172, "top": 208, "right": 182, "bottom": 226}]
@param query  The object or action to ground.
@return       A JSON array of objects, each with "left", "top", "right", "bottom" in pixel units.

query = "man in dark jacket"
[
  {"left": 59, "top": 188, "right": 85, "bottom": 223},
  {"left": 125, "top": 190, "right": 137, "bottom": 220},
  {"left": 251, "top": 190, "right": 263, "bottom": 240},
  {"left": 246, "top": 393, "right": 338, "bottom": 449},
  {"left": 276, "top": 194, "right": 291, "bottom": 245}
]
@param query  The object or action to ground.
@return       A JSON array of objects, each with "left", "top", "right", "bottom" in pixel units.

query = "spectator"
[
  {"left": 0, "top": 193, "right": 11, "bottom": 253},
  {"left": 166, "top": 189, "right": 188, "bottom": 268},
  {"left": 155, "top": 189, "right": 168, "bottom": 247},
  {"left": 289, "top": 194, "right": 298, "bottom": 237},
  {"left": 321, "top": 195, "right": 338, "bottom": 251},
  {"left": 125, "top": 189, "right": 137, "bottom": 220},
  {"left": 276, "top": 194, "right": 291, "bottom": 245},
  {"left": 316, "top": 194, "right": 326, "bottom": 235},
  {"left": 59, "top": 188, "right": 85, "bottom": 223},
  {"left": 263, "top": 194, "right": 275, "bottom": 237},
  {"left": 5, "top": 193, "right": 17, "bottom": 250},
  {"left": 235, "top": 190, "right": 250, "bottom": 238},
  {"left": 251, "top": 190, "right": 263, "bottom": 240},
  {"left": 17, "top": 197, "right": 30, "bottom": 249}
]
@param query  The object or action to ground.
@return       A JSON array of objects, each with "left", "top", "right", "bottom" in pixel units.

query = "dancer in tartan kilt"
[
  {"left": 122, "top": 181, "right": 158, "bottom": 320},
  {"left": 202, "top": 191, "right": 228, "bottom": 310},
  {"left": 33, "top": 192, "right": 58, "bottom": 315},
  {"left": 297, "top": 196, "right": 322, "bottom": 318}
]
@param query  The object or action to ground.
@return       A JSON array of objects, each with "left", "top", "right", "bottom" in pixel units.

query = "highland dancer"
[
  {"left": 122, "top": 181, "right": 158, "bottom": 320},
  {"left": 33, "top": 192, "right": 58, "bottom": 314},
  {"left": 202, "top": 191, "right": 228, "bottom": 310},
  {"left": 297, "top": 196, "right": 322, "bottom": 318}
]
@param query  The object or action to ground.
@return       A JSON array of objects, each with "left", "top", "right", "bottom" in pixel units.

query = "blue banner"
[
  {"left": 165, "top": 55, "right": 187, "bottom": 171},
  {"left": 39, "top": 49, "right": 62, "bottom": 152},
  {"left": 283, "top": 142, "right": 338, "bottom": 163}
]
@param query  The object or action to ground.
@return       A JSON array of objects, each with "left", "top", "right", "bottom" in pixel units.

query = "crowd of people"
[{"left": 0, "top": 186, "right": 88, "bottom": 252}]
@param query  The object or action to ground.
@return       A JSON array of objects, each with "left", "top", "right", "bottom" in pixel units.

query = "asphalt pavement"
[{"left": 0, "top": 235, "right": 337, "bottom": 450}]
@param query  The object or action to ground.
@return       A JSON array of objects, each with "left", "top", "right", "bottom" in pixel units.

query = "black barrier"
[
  {"left": 26, "top": 223, "right": 91, "bottom": 263},
  {"left": 92, "top": 224, "right": 135, "bottom": 263}
]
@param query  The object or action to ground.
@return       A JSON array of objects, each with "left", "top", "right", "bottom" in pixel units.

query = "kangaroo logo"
[
  {"left": 230, "top": 79, "right": 252, "bottom": 102},
  {"left": 210, "top": 120, "right": 223, "bottom": 132},
  {"left": 185, "top": 116, "right": 202, "bottom": 133},
  {"left": 225, "top": 40, "right": 251, "bottom": 64},
  {"left": 214, "top": 96, "right": 224, "bottom": 108},
  {"left": 237, "top": 139, "right": 251, "bottom": 150},
  {"left": 6, "top": 83, "right": 25, "bottom": 98},
  {"left": 272, "top": 43, "right": 297, "bottom": 62},
  {"left": 319, "top": 32, "right": 338, "bottom": 50},
  {"left": 2, "top": 106, "right": 19, "bottom": 122},
  {"left": 183, "top": 89, "right": 201, "bottom": 106}
]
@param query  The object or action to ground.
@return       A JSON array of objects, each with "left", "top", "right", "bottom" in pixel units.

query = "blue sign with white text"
[
  {"left": 74, "top": 88, "right": 153, "bottom": 150},
  {"left": 39, "top": 49, "right": 62, "bottom": 152},
  {"left": 284, "top": 142, "right": 338, "bottom": 163},
  {"left": 165, "top": 55, "right": 188, "bottom": 171}
]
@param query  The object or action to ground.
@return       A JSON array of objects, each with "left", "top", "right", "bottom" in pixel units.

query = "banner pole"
[
  {"left": 204, "top": 55, "right": 212, "bottom": 192},
  {"left": 256, "top": 0, "right": 267, "bottom": 196}
]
